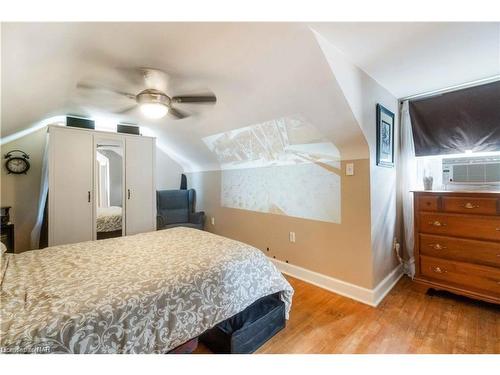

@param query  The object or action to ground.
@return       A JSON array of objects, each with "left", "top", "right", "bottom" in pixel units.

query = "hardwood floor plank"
[{"left": 195, "top": 275, "right": 499, "bottom": 354}]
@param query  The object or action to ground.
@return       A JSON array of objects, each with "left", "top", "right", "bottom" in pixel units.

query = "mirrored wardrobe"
[
  {"left": 95, "top": 138, "right": 124, "bottom": 240},
  {"left": 47, "top": 125, "right": 156, "bottom": 247}
]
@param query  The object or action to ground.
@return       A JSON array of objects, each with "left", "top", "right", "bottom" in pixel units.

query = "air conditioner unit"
[{"left": 442, "top": 156, "right": 500, "bottom": 186}]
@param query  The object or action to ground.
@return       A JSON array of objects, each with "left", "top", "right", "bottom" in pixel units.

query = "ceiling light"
[{"left": 140, "top": 103, "right": 168, "bottom": 119}]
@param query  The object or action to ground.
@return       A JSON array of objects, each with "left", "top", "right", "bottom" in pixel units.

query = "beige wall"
[
  {"left": 189, "top": 31, "right": 402, "bottom": 291},
  {"left": 186, "top": 31, "right": 403, "bottom": 292},
  {"left": 0, "top": 126, "right": 183, "bottom": 253},
  {"left": 0, "top": 128, "right": 47, "bottom": 253},
  {"left": 189, "top": 159, "right": 374, "bottom": 288}
]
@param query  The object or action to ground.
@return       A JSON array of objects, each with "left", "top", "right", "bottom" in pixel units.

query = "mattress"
[
  {"left": 96, "top": 206, "right": 122, "bottom": 232},
  {"left": 0, "top": 227, "right": 293, "bottom": 353}
]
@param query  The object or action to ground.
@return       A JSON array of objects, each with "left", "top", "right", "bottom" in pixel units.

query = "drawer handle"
[
  {"left": 462, "top": 202, "right": 479, "bottom": 209},
  {"left": 429, "top": 243, "right": 446, "bottom": 250},
  {"left": 429, "top": 221, "right": 446, "bottom": 227},
  {"left": 432, "top": 266, "right": 447, "bottom": 274}
]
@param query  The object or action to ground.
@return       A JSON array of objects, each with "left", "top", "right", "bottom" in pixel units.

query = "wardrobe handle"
[
  {"left": 88, "top": 191, "right": 91, "bottom": 203},
  {"left": 128, "top": 189, "right": 131, "bottom": 200}
]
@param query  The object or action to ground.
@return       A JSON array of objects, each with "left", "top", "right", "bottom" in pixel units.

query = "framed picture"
[{"left": 376, "top": 104, "right": 395, "bottom": 168}]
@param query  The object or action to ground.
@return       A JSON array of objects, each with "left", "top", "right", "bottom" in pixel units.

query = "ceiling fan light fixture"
[{"left": 140, "top": 102, "right": 169, "bottom": 119}]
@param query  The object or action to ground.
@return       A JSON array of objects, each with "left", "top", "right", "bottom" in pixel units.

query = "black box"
[
  {"left": 200, "top": 294, "right": 285, "bottom": 354},
  {"left": 66, "top": 116, "right": 95, "bottom": 130},
  {"left": 117, "top": 124, "right": 140, "bottom": 135}
]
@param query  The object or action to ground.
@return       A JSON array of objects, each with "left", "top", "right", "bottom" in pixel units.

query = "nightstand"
[{"left": 0, "top": 223, "right": 15, "bottom": 253}]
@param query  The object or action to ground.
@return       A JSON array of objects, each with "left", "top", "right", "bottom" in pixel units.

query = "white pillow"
[{"left": 0, "top": 242, "right": 7, "bottom": 255}]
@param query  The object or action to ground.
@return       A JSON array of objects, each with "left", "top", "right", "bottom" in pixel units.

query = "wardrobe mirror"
[{"left": 95, "top": 139, "right": 124, "bottom": 240}]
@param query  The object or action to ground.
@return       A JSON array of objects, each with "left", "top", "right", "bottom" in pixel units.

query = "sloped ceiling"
[
  {"left": 1, "top": 22, "right": 367, "bottom": 171},
  {"left": 310, "top": 22, "right": 500, "bottom": 98},
  {"left": 3, "top": 22, "right": 497, "bottom": 171}
]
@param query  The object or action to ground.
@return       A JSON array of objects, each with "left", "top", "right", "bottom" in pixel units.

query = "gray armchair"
[{"left": 156, "top": 189, "right": 205, "bottom": 230}]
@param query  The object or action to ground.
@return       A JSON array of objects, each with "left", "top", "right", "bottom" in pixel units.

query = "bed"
[
  {"left": 0, "top": 227, "right": 293, "bottom": 354},
  {"left": 96, "top": 206, "right": 122, "bottom": 239}
]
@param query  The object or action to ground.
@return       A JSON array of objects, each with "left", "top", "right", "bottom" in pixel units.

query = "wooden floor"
[{"left": 196, "top": 275, "right": 499, "bottom": 354}]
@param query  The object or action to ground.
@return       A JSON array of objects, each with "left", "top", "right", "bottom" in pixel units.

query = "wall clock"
[{"left": 4, "top": 150, "right": 30, "bottom": 174}]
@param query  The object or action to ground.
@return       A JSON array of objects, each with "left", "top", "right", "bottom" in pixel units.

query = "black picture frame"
[{"left": 376, "top": 104, "right": 395, "bottom": 168}]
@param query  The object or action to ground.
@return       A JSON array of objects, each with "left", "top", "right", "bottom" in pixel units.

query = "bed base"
[{"left": 96, "top": 230, "right": 122, "bottom": 240}]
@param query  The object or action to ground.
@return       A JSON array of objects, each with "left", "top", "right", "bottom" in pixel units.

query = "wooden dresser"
[{"left": 413, "top": 191, "right": 500, "bottom": 304}]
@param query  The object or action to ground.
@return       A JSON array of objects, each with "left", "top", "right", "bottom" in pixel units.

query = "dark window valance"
[{"left": 409, "top": 81, "right": 500, "bottom": 157}]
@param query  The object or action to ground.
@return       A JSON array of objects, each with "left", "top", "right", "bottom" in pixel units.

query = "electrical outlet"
[
  {"left": 289, "top": 231, "right": 296, "bottom": 243},
  {"left": 211, "top": 217, "right": 215, "bottom": 226},
  {"left": 346, "top": 162, "right": 354, "bottom": 176}
]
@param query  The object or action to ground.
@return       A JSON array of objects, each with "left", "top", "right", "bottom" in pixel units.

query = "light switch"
[
  {"left": 211, "top": 217, "right": 215, "bottom": 226},
  {"left": 346, "top": 162, "right": 354, "bottom": 176},
  {"left": 289, "top": 231, "right": 296, "bottom": 243}
]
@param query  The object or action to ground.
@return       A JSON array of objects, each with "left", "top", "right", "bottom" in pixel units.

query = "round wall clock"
[{"left": 4, "top": 150, "right": 30, "bottom": 174}]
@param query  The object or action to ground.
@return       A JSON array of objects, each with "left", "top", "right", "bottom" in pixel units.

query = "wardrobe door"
[
  {"left": 49, "top": 128, "right": 94, "bottom": 246},
  {"left": 125, "top": 136, "right": 156, "bottom": 235}
]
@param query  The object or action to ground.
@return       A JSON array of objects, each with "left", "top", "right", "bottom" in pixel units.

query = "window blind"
[{"left": 409, "top": 80, "right": 500, "bottom": 157}]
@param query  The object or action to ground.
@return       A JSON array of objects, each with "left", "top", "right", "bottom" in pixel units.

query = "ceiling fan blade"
[
  {"left": 172, "top": 94, "right": 217, "bottom": 104},
  {"left": 168, "top": 106, "right": 188, "bottom": 119},
  {"left": 77, "top": 82, "right": 136, "bottom": 100},
  {"left": 115, "top": 105, "right": 138, "bottom": 115}
]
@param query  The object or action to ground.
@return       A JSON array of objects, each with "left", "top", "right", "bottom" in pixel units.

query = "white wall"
[
  {"left": 314, "top": 30, "right": 401, "bottom": 287},
  {"left": 1, "top": 128, "right": 47, "bottom": 253},
  {"left": 156, "top": 148, "right": 184, "bottom": 190}
]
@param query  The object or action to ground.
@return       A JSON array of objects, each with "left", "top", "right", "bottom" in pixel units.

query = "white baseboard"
[
  {"left": 371, "top": 263, "right": 404, "bottom": 306},
  {"left": 270, "top": 258, "right": 403, "bottom": 307}
]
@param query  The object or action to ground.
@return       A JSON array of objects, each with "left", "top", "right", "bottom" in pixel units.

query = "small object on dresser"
[{"left": 423, "top": 176, "right": 433, "bottom": 190}]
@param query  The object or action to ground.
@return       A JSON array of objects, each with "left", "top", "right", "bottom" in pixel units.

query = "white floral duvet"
[
  {"left": 0, "top": 227, "right": 293, "bottom": 353},
  {"left": 96, "top": 206, "right": 122, "bottom": 233}
]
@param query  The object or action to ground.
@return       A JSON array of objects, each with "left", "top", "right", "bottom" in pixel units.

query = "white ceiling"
[
  {"left": 1, "top": 23, "right": 368, "bottom": 170},
  {"left": 311, "top": 22, "right": 500, "bottom": 98},
  {"left": 2, "top": 22, "right": 498, "bottom": 170}
]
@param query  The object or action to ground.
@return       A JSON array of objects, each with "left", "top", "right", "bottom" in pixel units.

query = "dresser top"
[{"left": 412, "top": 190, "right": 500, "bottom": 195}]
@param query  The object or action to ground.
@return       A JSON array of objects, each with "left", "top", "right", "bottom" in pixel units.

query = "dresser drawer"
[
  {"left": 442, "top": 196, "right": 498, "bottom": 215},
  {"left": 420, "top": 256, "right": 500, "bottom": 296},
  {"left": 419, "top": 212, "right": 500, "bottom": 241},
  {"left": 417, "top": 195, "right": 439, "bottom": 211},
  {"left": 419, "top": 234, "right": 500, "bottom": 267}
]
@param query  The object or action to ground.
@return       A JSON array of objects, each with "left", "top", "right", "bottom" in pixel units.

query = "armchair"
[{"left": 156, "top": 189, "right": 205, "bottom": 231}]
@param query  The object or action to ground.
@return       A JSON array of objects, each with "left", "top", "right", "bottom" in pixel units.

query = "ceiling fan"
[{"left": 77, "top": 68, "right": 217, "bottom": 120}]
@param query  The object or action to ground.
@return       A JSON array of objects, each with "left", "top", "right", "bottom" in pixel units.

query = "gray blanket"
[{"left": 0, "top": 228, "right": 293, "bottom": 353}]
